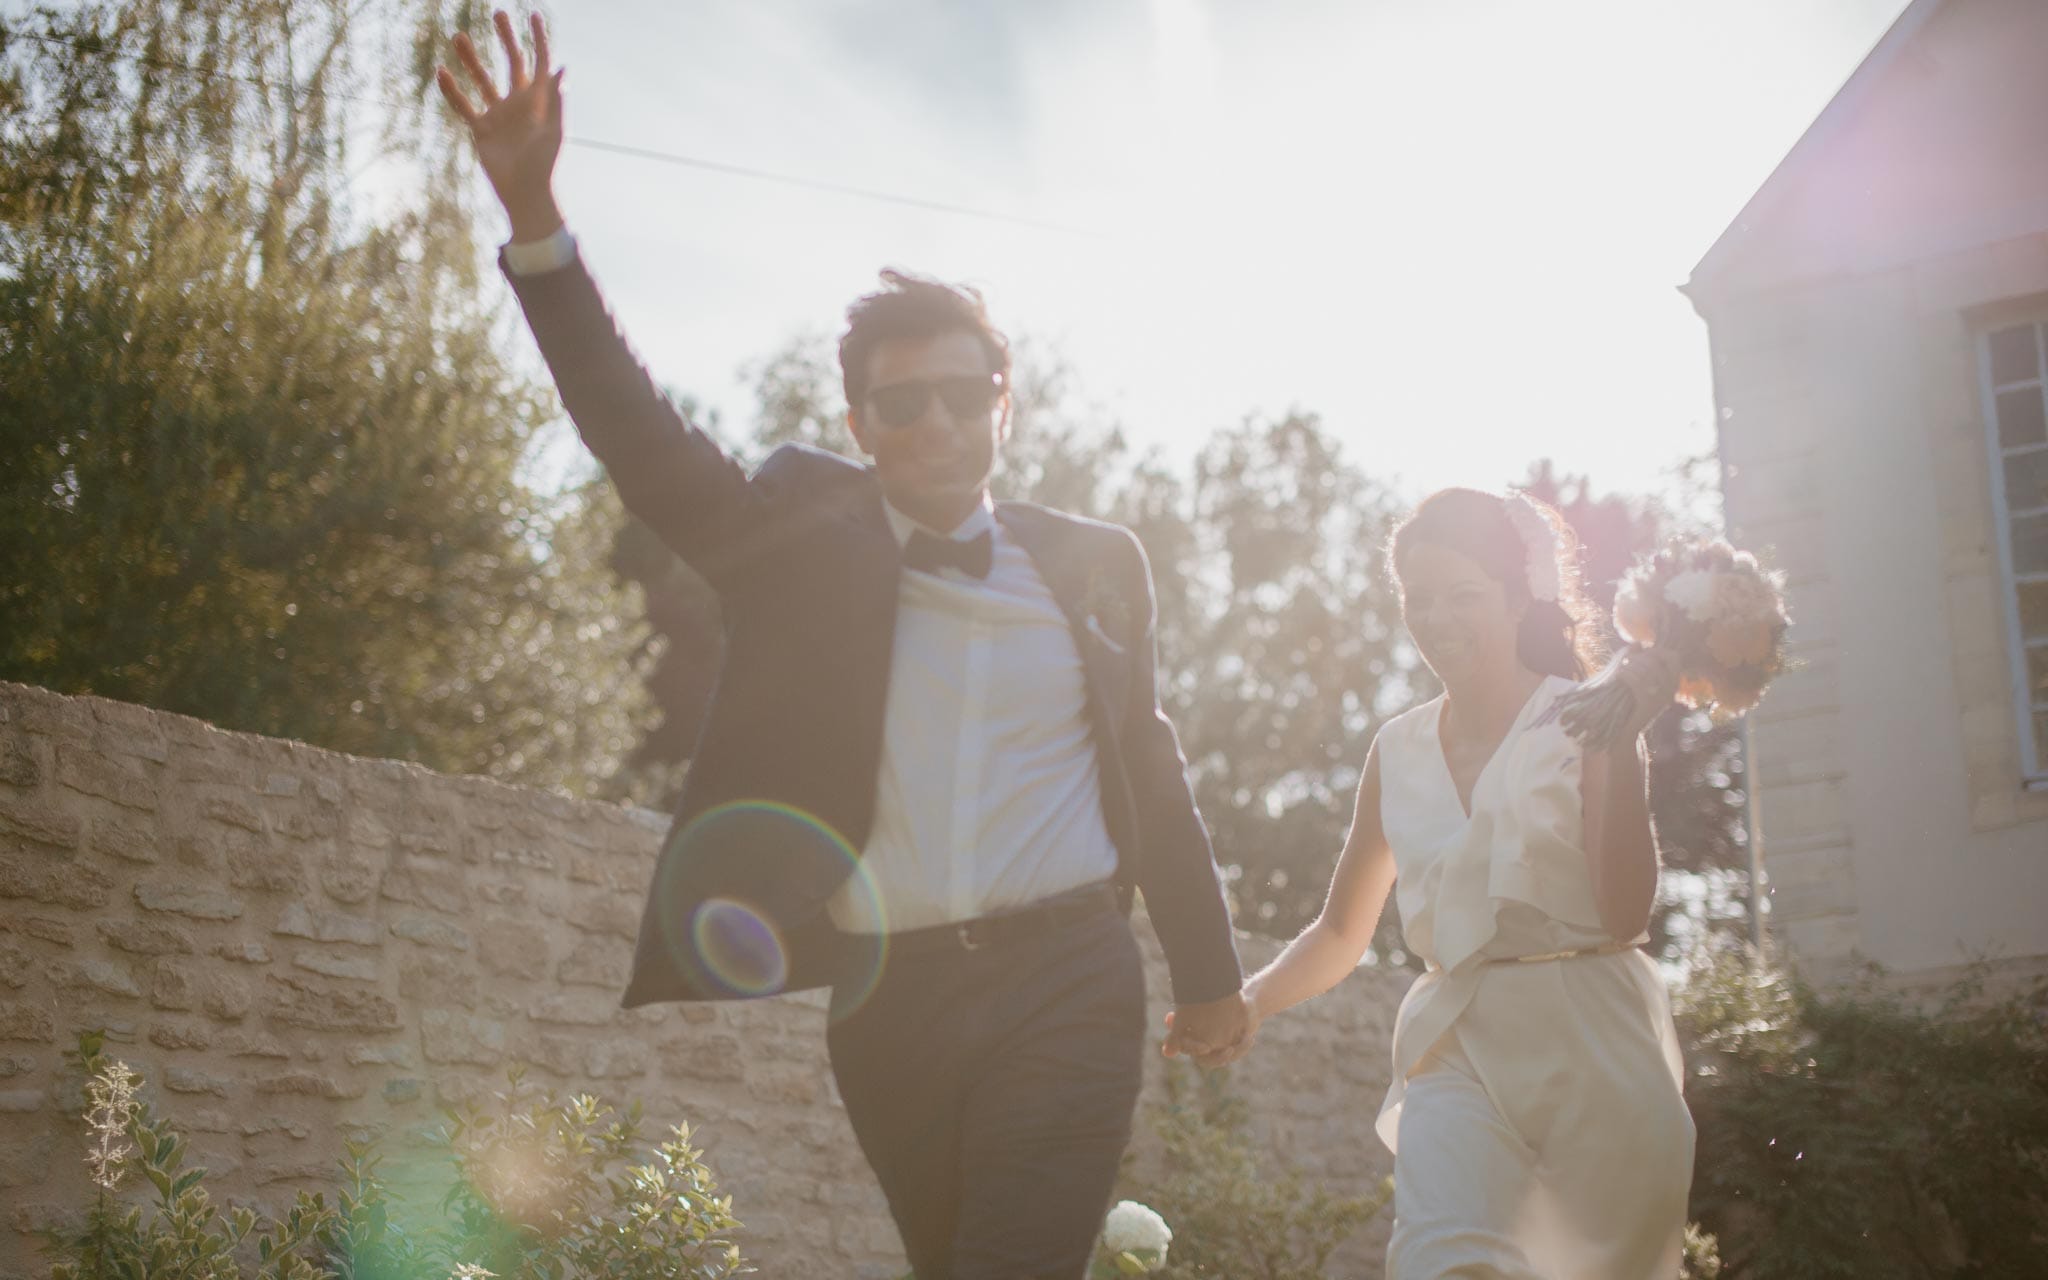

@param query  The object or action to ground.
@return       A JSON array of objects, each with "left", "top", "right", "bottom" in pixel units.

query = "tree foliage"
[{"left": 0, "top": 0, "right": 652, "bottom": 794}]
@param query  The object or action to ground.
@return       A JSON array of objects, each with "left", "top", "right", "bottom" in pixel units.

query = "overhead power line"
[{"left": 3, "top": 26, "right": 1098, "bottom": 237}]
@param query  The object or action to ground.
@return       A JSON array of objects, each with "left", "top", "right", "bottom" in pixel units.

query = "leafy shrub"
[
  {"left": 1677, "top": 946, "right": 2048, "bottom": 1279},
  {"left": 1117, "top": 1063, "right": 1392, "bottom": 1280},
  {"left": 43, "top": 1032, "right": 345, "bottom": 1280},
  {"left": 42, "top": 1036, "right": 750, "bottom": 1279}
]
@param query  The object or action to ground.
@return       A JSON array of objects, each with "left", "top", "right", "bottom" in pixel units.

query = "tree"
[{"left": 0, "top": 0, "right": 653, "bottom": 795}]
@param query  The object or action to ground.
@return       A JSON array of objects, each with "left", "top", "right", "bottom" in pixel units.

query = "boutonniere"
[{"left": 1079, "top": 564, "right": 1133, "bottom": 652}]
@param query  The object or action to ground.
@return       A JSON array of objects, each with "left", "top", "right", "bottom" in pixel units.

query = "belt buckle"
[{"left": 956, "top": 921, "right": 984, "bottom": 952}]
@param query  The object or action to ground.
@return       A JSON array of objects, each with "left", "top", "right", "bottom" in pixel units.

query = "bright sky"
[{"left": 499, "top": 0, "right": 1912, "bottom": 506}]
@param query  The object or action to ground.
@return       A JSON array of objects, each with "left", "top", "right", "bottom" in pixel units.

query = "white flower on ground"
[
  {"left": 1103, "top": 1199, "right": 1172, "bottom": 1268},
  {"left": 1662, "top": 570, "right": 1718, "bottom": 623}
]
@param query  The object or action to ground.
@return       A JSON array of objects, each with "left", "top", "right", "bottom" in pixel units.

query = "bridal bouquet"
[{"left": 1552, "top": 538, "right": 1791, "bottom": 749}]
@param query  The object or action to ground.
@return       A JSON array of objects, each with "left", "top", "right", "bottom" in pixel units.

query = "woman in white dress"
[{"left": 1184, "top": 488, "right": 1694, "bottom": 1278}]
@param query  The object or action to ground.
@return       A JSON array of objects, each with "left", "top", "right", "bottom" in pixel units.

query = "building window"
[{"left": 1981, "top": 320, "right": 2048, "bottom": 787}]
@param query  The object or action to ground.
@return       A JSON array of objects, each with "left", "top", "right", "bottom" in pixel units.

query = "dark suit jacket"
[{"left": 504, "top": 254, "right": 1243, "bottom": 1009}]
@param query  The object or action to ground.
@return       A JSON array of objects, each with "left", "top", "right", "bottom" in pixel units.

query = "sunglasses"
[{"left": 865, "top": 373, "right": 1005, "bottom": 431}]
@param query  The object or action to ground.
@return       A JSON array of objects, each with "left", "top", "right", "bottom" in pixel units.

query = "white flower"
[
  {"left": 1103, "top": 1199, "right": 1173, "bottom": 1262},
  {"left": 1662, "top": 570, "right": 1718, "bottom": 622}
]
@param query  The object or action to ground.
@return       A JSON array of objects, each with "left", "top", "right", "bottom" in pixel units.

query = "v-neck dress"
[{"left": 1373, "top": 676, "right": 1694, "bottom": 1278}]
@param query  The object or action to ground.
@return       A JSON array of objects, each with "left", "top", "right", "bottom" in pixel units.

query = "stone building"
[{"left": 1686, "top": 0, "right": 2048, "bottom": 989}]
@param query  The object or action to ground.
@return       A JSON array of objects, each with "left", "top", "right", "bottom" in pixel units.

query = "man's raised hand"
[{"left": 436, "top": 10, "right": 565, "bottom": 241}]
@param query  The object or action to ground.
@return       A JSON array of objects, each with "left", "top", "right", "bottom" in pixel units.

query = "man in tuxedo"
[{"left": 438, "top": 14, "right": 1251, "bottom": 1278}]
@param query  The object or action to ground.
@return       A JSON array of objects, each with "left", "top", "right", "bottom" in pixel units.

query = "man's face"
[{"left": 848, "top": 330, "right": 1007, "bottom": 526}]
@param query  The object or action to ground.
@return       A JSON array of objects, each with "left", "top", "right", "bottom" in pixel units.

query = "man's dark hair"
[{"left": 838, "top": 268, "right": 1011, "bottom": 410}]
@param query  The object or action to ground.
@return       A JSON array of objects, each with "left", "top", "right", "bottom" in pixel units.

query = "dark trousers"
[{"left": 826, "top": 903, "right": 1147, "bottom": 1280}]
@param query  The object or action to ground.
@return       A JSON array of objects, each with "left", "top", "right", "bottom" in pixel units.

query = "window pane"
[
  {"left": 2005, "top": 448, "right": 2048, "bottom": 512},
  {"left": 2034, "top": 711, "right": 2048, "bottom": 763},
  {"left": 1996, "top": 387, "right": 2048, "bottom": 449},
  {"left": 2021, "top": 581, "right": 2048, "bottom": 641},
  {"left": 1989, "top": 324, "right": 2042, "bottom": 386},
  {"left": 2028, "top": 646, "right": 2048, "bottom": 702},
  {"left": 2013, "top": 513, "right": 2048, "bottom": 575}
]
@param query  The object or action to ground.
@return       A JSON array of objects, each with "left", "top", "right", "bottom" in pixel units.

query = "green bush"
[
  {"left": 1677, "top": 947, "right": 2048, "bottom": 1279},
  {"left": 43, "top": 1032, "right": 345, "bottom": 1280},
  {"left": 42, "top": 1035, "right": 750, "bottom": 1279},
  {"left": 1116, "top": 1063, "right": 1392, "bottom": 1280}
]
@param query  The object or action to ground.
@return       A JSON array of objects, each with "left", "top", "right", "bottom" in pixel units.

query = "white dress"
[{"left": 1375, "top": 676, "right": 1694, "bottom": 1280}]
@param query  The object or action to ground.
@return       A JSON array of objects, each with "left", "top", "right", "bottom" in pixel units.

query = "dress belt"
[{"left": 1485, "top": 937, "right": 1646, "bottom": 965}]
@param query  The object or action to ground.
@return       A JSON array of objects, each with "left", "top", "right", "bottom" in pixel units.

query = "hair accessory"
[{"left": 1503, "top": 493, "right": 1562, "bottom": 603}]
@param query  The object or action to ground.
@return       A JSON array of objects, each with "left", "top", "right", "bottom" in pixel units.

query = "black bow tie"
[{"left": 903, "top": 529, "right": 993, "bottom": 579}]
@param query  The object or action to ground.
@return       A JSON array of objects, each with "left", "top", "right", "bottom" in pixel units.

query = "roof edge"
[{"left": 1685, "top": 0, "right": 1945, "bottom": 296}]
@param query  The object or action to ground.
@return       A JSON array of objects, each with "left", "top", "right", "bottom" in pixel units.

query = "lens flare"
[
  {"left": 654, "top": 800, "right": 889, "bottom": 1011},
  {"left": 689, "top": 897, "right": 787, "bottom": 997}
]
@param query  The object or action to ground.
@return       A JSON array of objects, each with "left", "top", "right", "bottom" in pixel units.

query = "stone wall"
[{"left": 0, "top": 682, "right": 1405, "bottom": 1278}]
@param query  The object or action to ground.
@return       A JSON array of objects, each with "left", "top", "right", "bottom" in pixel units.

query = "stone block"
[
  {"left": 0, "top": 941, "right": 27, "bottom": 990},
  {"left": 149, "top": 1021, "right": 215, "bottom": 1050},
  {"left": 0, "top": 741, "right": 40, "bottom": 789},
  {"left": 382, "top": 1077, "right": 423, "bottom": 1104},
  {"left": 420, "top": 1010, "right": 505, "bottom": 1066},
  {"left": 254, "top": 1071, "right": 363, "bottom": 1100},
  {"left": 91, "top": 816, "right": 159, "bottom": 864},
  {"left": 388, "top": 915, "right": 471, "bottom": 951},
  {"left": 0, "top": 1003, "right": 55, "bottom": 1044},
  {"left": 477, "top": 921, "right": 549, "bottom": 981},
  {"left": 474, "top": 878, "right": 529, "bottom": 906},
  {"left": 200, "top": 971, "right": 252, "bottom": 1021},
  {"left": 201, "top": 794, "right": 266, "bottom": 834},
  {"left": 527, "top": 993, "right": 617, "bottom": 1026},
  {"left": 293, "top": 950, "right": 380, "bottom": 982},
  {"left": 218, "top": 1029, "right": 292, "bottom": 1059},
  {"left": 273, "top": 903, "right": 377, "bottom": 947},
  {"left": 0, "top": 792, "right": 83, "bottom": 850},
  {"left": 87, "top": 696, "right": 170, "bottom": 747},
  {"left": 378, "top": 860, "right": 468, "bottom": 914},
  {"left": 226, "top": 839, "right": 305, "bottom": 896},
  {"left": 97, "top": 919, "right": 196, "bottom": 956},
  {"left": 564, "top": 894, "right": 638, "bottom": 941},
  {"left": 48, "top": 958, "right": 142, "bottom": 1000},
  {"left": 0, "top": 855, "right": 110, "bottom": 909},
  {"left": 134, "top": 882, "right": 243, "bottom": 921},
  {"left": 345, "top": 1043, "right": 412, "bottom": 1067},
  {"left": 317, "top": 853, "right": 381, "bottom": 904},
  {"left": 0, "top": 686, "right": 90, "bottom": 741},
  {"left": 14, "top": 916, "right": 71, "bottom": 946},
  {"left": 165, "top": 1066, "right": 233, "bottom": 1096},
  {"left": 659, "top": 1033, "right": 745, "bottom": 1083},
  {"left": 585, "top": 1039, "right": 651, "bottom": 1080},
  {"left": 397, "top": 957, "right": 476, "bottom": 1010},
  {"left": 264, "top": 974, "right": 401, "bottom": 1033},
  {"left": 55, "top": 745, "right": 157, "bottom": 811}
]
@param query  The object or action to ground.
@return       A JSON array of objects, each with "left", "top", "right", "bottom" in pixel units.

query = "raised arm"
[
  {"left": 437, "top": 12, "right": 761, "bottom": 574},
  {"left": 1579, "top": 647, "right": 1677, "bottom": 943}
]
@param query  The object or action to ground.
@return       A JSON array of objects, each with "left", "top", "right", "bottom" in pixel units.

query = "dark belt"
[{"left": 880, "top": 881, "right": 1122, "bottom": 958}]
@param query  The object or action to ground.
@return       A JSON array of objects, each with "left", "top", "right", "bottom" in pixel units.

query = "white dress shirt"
[
  {"left": 505, "top": 229, "right": 1120, "bottom": 933},
  {"left": 827, "top": 498, "right": 1120, "bottom": 933}
]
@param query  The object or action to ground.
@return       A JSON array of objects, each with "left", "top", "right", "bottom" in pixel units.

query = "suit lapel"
[{"left": 994, "top": 505, "right": 1132, "bottom": 732}]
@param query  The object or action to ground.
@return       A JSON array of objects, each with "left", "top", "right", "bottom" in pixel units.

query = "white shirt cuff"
[{"left": 503, "top": 226, "right": 578, "bottom": 276}]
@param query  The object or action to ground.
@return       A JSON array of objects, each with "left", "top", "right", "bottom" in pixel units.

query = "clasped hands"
[{"left": 1162, "top": 989, "right": 1258, "bottom": 1070}]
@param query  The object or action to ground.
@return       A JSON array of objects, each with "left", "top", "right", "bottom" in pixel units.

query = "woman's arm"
[
  {"left": 1580, "top": 736, "right": 1658, "bottom": 941},
  {"left": 1579, "top": 649, "right": 1675, "bottom": 942},
  {"left": 1243, "top": 737, "right": 1399, "bottom": 1025}
]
